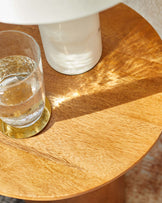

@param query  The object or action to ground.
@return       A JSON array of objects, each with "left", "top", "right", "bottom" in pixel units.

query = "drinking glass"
[{"left": 0, "top": 30, "right": 45, "bottom": 129}]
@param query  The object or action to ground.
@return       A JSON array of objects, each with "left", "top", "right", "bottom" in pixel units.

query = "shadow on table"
[{"left": 43, "top": 3, "right": 162, "bottom": 129}]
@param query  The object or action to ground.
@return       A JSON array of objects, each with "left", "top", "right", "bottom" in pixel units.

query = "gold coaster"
[{"left": 0, "top": 97, "right": 51, "bottom": 139}]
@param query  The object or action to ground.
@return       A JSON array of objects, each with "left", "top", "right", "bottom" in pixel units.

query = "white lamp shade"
[{"left": 0, "top": 0, "right": 121, "bottom": 25}]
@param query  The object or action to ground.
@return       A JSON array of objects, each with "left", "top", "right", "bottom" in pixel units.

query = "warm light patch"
[{"left": 51, "top": 91, "right": 80, "bottom": 108}]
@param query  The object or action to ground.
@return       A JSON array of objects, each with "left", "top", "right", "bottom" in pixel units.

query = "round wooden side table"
[{"left": 0, "top": 3, "right": 161, "bottom": 203}]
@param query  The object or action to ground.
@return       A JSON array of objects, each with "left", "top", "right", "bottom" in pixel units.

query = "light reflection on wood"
[{"left": 0, "top": 3, "right": 161, "bottom": 202}]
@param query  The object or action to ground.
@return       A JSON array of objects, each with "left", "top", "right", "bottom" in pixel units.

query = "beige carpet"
[{"left": 125, "top": 134, "right": 162, "bottom": 203}]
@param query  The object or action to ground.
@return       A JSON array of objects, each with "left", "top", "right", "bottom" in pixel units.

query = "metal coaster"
[{"left": 0, "top": 97, "right": 51, "bottom": 139}]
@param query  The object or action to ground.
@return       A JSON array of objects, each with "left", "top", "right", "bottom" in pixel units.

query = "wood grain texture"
[
  {"left": 0, "top": 3, "right": 161, "bottom": 201},
  {"left": 25, "top": 176, "right": 125, "bottom": 203}
]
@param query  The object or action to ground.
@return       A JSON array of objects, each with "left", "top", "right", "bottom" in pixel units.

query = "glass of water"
[{"left": 0, "top": 30, "right": 45, "bottom": 129}]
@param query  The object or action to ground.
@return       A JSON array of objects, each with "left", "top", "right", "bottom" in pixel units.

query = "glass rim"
[{"left": 0, "top": 30, "right": 42, "bottom": 90}]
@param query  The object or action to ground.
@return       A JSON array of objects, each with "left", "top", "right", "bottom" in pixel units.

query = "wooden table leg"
[{"left": 25, "top": 175, "right": 125, "bottom": 203}]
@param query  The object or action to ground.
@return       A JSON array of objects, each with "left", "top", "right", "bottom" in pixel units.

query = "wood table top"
[{"left": 0, "top": 3, "right": 161, "bottom": 201}]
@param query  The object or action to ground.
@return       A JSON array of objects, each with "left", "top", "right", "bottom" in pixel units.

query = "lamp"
[
  {"left": 0, "top": 0, "right": 161, "bottom": 75},
  {"left": 0, "top": 0, "right": 121, "bottom": 75}
]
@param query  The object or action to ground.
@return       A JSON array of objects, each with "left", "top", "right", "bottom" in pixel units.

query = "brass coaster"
[{"left": 0, "top": 97, "right": 51, "bottom": 139}]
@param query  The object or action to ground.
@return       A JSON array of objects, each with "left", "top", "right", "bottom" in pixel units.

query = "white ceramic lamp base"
[{"left": 39, "top": 13, "right": 102, "bottom": 75}]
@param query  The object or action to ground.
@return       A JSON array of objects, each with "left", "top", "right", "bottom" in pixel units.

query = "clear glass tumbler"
[{"left": 0, "top": 30, "right": 45, "bottom": 128}]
